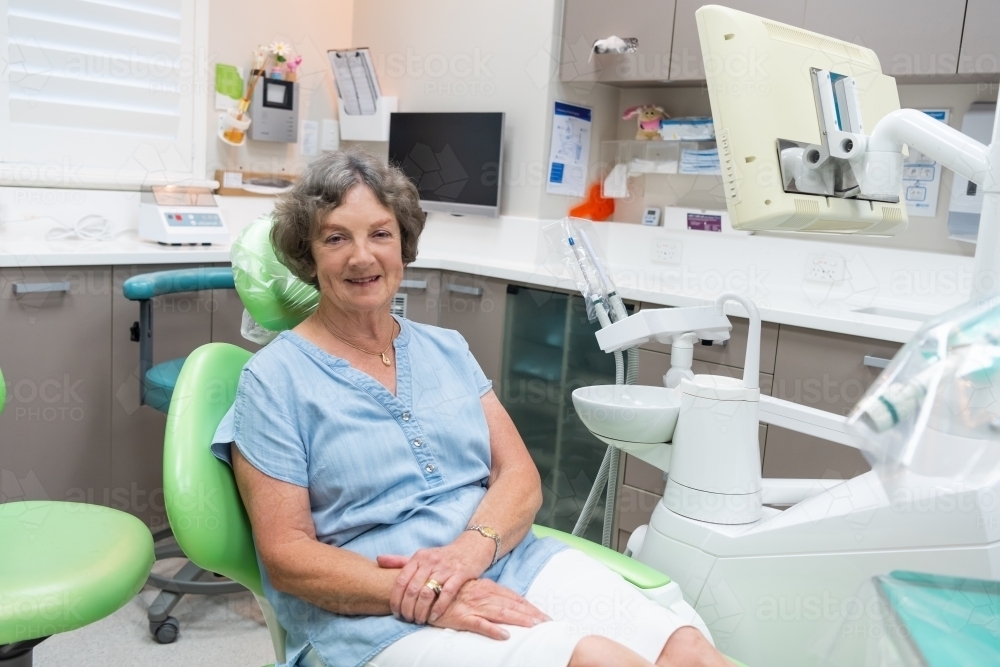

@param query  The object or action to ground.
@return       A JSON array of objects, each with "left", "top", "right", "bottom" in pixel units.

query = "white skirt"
[{"left": 364, "top": 548, "right": 692, "bottom": 667}]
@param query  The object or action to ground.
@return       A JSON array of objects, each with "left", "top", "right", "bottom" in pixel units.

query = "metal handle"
[
  {"left": 863, "top": 355, "right": 891, "bottom": 369},
  {"left": 447, "top": 283, "right": 483, "bottom": 297},
  {"left": 399, "top": 279, "right": 427, "bottom": 291},
  {"left": 12, "top": 281, "right": 70, "bottom": 294}
]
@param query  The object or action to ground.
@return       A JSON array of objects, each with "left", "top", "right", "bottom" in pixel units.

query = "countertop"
[{"left": 0, "top": 187, "right": 975, "bottom": 343}]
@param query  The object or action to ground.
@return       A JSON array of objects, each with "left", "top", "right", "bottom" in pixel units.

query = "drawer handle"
[
  {"left": 13, "top": 281, "right": 71, "bottom": 294},
  {"left": 447, "top": 284, "right": 483, "bottom": 297},
  {"left": 863, "top": 355, "right": 891, "bottom": 369},
  {"left": 399, "top": 279, "right": 427, "bottom": 291}
]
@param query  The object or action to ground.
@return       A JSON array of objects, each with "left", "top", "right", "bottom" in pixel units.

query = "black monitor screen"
[{"left": 388, "top": 112, "right": 503, "bottom": 208}]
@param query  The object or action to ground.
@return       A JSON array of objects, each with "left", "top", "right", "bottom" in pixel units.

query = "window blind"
[{"left": 0, "top": 0, "right": 209, "bottom": 189}]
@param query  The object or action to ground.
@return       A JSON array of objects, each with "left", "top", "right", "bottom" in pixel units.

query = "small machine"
[
  {"left": 138, "top": 186, "right": 229, "bottom": 245},
  {"left": 249, "top": 77, "right": 299, "bottom": 143}
]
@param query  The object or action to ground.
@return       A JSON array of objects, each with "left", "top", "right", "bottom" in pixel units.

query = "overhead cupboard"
[{"left": 561, "top": 0, "right": 1000, "bottom": 84}]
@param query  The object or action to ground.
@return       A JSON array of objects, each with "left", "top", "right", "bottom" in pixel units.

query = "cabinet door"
[
  {"left": 0, "top": 266, "right": 112, "bottom": 506},
  {"left": 438, "top": 273, "right": 507, "bottom": 384},
  {"left": 670, "top": 0, "right": 807, "bottom": 80},
  {"left": 561, "top": 0, "right": 677, "bottom": 83},
  {"left": 398, "top": 268, "right": 441, "bottom": 327},
  {"left": 803, "top": 0, "right": 965, "bottom": 77},
  {"left": 766, "top": 325, "right": 900, "bottom": 480},
  {"left": 110, "top": 264, "right": 214, "bottom": 528},
  {"left": 958, "top": 0, "right": 1000, "bottom": 75}
]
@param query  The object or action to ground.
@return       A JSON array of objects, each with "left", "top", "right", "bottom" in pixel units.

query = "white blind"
[{"left": 0, "top": 0, "right": 208, "bottom": 188}]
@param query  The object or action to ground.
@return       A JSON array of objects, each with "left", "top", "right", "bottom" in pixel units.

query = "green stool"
[{"left": 1, "top": 369, "right": 155, "bottom": 666}]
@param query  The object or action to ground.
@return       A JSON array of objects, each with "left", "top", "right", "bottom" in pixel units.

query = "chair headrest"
[{"left": 232, "top": 215, "right": 319, "bottom": 332}]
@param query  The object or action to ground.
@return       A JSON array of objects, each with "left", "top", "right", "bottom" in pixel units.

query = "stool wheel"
[{"left": 150, "top": 616, "right": 179, "bottom": 644}]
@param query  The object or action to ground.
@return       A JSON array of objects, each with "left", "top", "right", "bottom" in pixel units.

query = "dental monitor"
[{"left": 696, "top": 5, "right": 909, "bottom": 235}]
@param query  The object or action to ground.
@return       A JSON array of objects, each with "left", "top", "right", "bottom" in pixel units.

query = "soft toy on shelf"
[{"left": 623, "top": 105, "right": 669, "bottom": 140}]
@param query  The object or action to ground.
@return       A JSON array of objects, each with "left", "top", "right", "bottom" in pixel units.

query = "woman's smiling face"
[{"left": 311, "top": 183, "right": 405, "bottom": 316}]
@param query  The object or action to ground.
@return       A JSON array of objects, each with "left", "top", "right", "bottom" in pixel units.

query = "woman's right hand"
[{"left": 429, "top": 578, "right": 549, "bottom": 640}]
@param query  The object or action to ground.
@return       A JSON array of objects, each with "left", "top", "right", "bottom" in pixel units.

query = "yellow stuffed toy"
[{"left": 623, "top": 105, "right": 669, "bottom": 140}]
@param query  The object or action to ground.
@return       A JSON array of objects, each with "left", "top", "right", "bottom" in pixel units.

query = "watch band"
[{"left": 466, "top": 524, "right": 501, "bottom": 567}]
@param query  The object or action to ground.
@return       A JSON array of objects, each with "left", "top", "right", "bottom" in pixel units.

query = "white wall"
[
  {"left": 204, "top": 0, "right": 353, "bottom": 178},
  {"left": 350, "top": 0, "right": 618, "bottom": 219}
]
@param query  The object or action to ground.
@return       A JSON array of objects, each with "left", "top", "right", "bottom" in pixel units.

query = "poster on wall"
[
  {"left": 546, "top": 102, "right": 592, "bottom": 198},
  {"left": 902, "top": 109, "right": 950, "bottom": 218}
]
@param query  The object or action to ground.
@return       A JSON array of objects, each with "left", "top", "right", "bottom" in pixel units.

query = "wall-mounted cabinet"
[
  {"left": 562, "top": 0, "right": 996, "bottom": 85},
  {"left": 561, "top": 0, "right": 677, "bottom": 83}
]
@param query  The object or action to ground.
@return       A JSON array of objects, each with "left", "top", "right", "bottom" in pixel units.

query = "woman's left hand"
[{"left": 378, "top": 531, "right": 496, "bottom": 625}]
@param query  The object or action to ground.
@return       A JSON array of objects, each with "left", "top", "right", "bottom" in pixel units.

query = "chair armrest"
[
  {"left": 531, "top": 525, "right": 670, "bottom": 590},
  {"left": 123, "top": 267, "right": 235, "bottom": 300}
]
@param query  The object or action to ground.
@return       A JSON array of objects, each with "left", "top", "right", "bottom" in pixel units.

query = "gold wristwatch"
[{"left": 466, "top": 525, "right": 501, "bottom": 566}]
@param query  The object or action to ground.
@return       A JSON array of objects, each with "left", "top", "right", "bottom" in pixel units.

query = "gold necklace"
[{"left": 328, "top": 320, "right": 398, "bottom": 366}]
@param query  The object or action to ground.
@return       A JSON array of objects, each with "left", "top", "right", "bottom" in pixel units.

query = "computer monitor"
[
  {"left": 388, "top": 112, "right": 504, "bottom": 217},
  {"left": 696, "top": 5, "right": 908, "bottom": 235}
]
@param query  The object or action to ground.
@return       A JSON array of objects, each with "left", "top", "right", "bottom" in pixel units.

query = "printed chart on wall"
[
  {"left": 546, "top": 102, "right": 591, "bottom": 198},
  {"left": 902, "top": 109, "right": 949, "bottom": 217}
]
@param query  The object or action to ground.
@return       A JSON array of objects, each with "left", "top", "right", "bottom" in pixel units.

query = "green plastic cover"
[
  {"left": 531, "top": 525, "right": 671, "bottom": 590},
  {"left": 231, "top": 214, "right": 319, "bottom": 332}
]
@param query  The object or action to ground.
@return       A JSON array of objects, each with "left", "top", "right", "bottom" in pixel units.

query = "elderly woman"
[{"left": 211, "top": 149, "right": 730, "bottom": 667}]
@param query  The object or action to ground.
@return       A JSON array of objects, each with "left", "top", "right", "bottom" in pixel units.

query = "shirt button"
[
  {"left": 402, "top": 412, "right": 411, "bottom": 421},
  {"left": 425, "top": 464, "right": 435, "bottom": 473},
  {"left": 413, "top": 438, "right": 423, "bottom": 447}
]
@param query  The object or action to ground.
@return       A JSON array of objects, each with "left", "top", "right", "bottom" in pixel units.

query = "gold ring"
[{"left": 425, "top": 579, "right": 443, "bottom": 596}]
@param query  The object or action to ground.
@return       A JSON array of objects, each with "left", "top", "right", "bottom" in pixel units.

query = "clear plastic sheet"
[
  {"left": 847, "top": 298, "right": 1000, "bottom": 488},
  {"left": 241, "top": 308, "right": 280, "bottom": 345},
  {"left": 819, "top": 571, "right": 1000, "bottom": 667},
  {"left": 230, "top": 214, "right": 319, "bottom": 332},
  {"left": 542, "top": 217, "right": 616, "bottom": 323}
]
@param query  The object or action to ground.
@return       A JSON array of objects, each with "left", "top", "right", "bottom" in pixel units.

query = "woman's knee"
[{"left": 570, "top": 635, "right": 647, "bottom": 667}]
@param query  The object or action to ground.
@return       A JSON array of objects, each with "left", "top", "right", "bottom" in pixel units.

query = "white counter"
[{"left": 0, "top": 187, "right": 975, "bottom": 343}]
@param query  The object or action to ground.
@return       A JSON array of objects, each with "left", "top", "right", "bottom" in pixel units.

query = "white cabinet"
[{"left": 958, "top": 0, "right": 1000, "bottom": 76}]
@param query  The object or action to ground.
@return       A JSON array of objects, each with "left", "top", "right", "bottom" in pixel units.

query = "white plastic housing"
[{"left": 665, "top": 375, "right": 762, "bottom": 524}]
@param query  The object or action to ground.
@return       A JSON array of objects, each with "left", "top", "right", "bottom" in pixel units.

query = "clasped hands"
[{"left": 376, "top": 532, "right": 548, "bottom": 640}]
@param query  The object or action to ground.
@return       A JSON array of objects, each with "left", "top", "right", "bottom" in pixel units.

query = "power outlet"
[
  {"left": 651, "top": 238, "right": 683, "bottom": 264},
  {"left": 806, "top": 254, "right": 846, "bottom": 282}
]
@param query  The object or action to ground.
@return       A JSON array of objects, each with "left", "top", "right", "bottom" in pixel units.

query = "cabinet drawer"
[
  {"left": 561, "top": 0, "right": 677, "bottom": 82},
  {"left": 670, "top": 0, "right": 807, "bottom": 80},
  {"left": 617, "top": 484, "right": 662, "bottom": 533},
  {"left": 764, "top": 325, "right": 901, "bottom": 479},
  {"left": 638, "top": 303, "right": 778, "bottom": 373},
  {"left": 0, "top": 266, "right": 113, "bottom": 505}
]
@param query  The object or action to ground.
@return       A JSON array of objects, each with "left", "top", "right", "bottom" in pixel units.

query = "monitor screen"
[{"left": 388, "top": 112, "right": 504, "bottom": 216}]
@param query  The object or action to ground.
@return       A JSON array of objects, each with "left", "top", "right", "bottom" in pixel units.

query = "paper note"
[
  {"left": 327, "top": 49, "right": 381, "bottom": 116},
  {"left": 300, "top": 120, "right": 319, "bottom": 157},
  {"left": 903, "top": 109, "right": 949, "bottom": 218},
  {"left": 222, "top": 171, "right": 243, "bottom": 188},
  {"left": 546, "top": 102, "right": 592, "bottom": 198},
  {"left": 321, "top": 119, "right": 340, "bottom": 152}
]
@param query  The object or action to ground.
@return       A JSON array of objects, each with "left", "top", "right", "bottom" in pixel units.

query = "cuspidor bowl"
[{"left": 572, "top": 384, "right": 680, "bottom": 444}]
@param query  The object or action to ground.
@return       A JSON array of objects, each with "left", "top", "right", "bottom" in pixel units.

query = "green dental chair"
[
  {"left": 0, "top": 367, "right": 155, "bottom": 667},
  {"left": 122, "top": 267, "right": 247, "bottom": 643}
]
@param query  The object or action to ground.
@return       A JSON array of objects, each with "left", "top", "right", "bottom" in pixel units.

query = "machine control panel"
[{"left": 163, "top": 211, "right": 224, "bottom": 227}]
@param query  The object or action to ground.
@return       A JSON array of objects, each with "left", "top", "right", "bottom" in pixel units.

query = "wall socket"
[
  {"left": 651, "top": 238, "right": 683, "bottom": 264},
  {"left": 806, "top": 254, "right": 846, "bottom": 282}
]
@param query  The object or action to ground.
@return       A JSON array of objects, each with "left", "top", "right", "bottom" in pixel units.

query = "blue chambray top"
[{"left": 211, "top": 317, "right": 565, "bottom": 667}]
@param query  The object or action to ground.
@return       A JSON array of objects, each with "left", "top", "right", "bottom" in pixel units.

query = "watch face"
[{"left": 481, "top": 527, "right": 499, "bottom": 539}]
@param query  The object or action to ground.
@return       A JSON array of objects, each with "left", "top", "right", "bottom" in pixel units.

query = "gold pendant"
[{"left": 381, "top": 352, "right": 391, "bottom": 366}]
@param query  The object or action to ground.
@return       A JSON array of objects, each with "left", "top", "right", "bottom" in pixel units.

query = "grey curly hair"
[{"left": 271, "top": 148, "right": 426, "bottom": 287}]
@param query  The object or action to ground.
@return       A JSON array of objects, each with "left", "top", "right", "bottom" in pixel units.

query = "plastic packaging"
[
  {"left": 241, "top": 308, "right": 280, "bottom": 344},
  {"left": 230, "top": 214, "right": 319, "bottom": 332},
  {"left": 658, "top": 117, "right": 715, "bottom": 141},
  {"left": 848, "top": 297, "right": 1000, "bottom": 488},
  {"left": 542, "top": 217, "right": 620, "bottom": 324}
]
